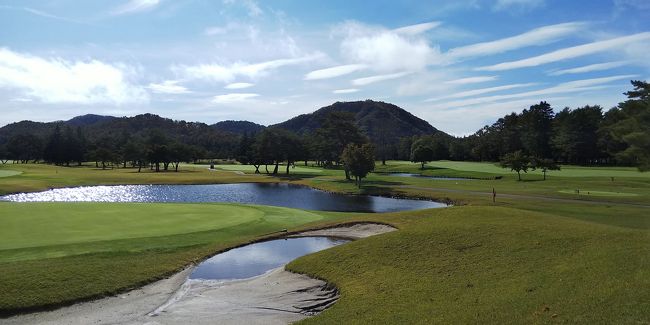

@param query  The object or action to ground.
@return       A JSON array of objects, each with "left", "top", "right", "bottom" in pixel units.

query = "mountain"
[
  {"left": 212, "top": 120, "right": 266, "bottom": 135},
  {"left": 66, "top": 114, "right": 117, "bottom": 127},
  {"left": 272, "top": 100, "right": 443, "bottom": 142}
]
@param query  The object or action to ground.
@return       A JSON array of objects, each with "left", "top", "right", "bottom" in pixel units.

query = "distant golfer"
[{"left": 492, "top": 188, "right": 496, "bottom": 203}]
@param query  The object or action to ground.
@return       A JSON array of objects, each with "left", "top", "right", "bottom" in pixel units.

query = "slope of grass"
[
  {"left": 289, "top": 206, "right": 650, "bottom": 324},
  {"left": 0, "top": 202, "right": 342, "bottom": 313}
]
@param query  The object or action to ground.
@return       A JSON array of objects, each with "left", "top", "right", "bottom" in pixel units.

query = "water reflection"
[
  {"left": 190, "top": 237, "right": 348, "bottom": 280},
  {"left": 0, "top": 183, "right": 445, "bottom": 213}
]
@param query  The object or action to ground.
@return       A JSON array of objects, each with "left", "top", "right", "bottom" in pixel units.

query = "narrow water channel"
[{"left": 190, "top": 237, "right": 349, "bottom": 280}]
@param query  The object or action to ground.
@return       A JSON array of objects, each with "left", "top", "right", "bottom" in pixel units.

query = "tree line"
[{"left": 404, "top": 80, "right": 649, "bottom": 172}]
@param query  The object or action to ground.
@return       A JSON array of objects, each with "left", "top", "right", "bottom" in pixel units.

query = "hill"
[
  {"left": 66, "top": 114, "right": 117, "bottom": 127},
  {"left": 211, "top": 120, "right": 265, "bottom": 135},
  {"left": 272, "top": 100, "right": 442, "bottom": 142}
]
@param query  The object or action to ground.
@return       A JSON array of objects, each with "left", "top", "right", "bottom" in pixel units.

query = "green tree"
[
  {"left": 500, "top": 150, "right": 531, "bottom": 181},
  {"left": 410, "top": 141, "right": 434, "bottom": 169},
  {"left": 602, "top": 80, "right": 650, "bottom": 171},
  {"left": 313, "top": 112, "right": 366, "bottom": 179},
  {"left": 341, "top": 143, "right": 375, "bottom": 188},
  {"left": 531, "top": 157, "right": 560, "bottom": 180}
]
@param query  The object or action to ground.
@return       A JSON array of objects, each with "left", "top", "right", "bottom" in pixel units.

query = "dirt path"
[{"left": 2, "top": 223, "right": 396, "bottom": 325}]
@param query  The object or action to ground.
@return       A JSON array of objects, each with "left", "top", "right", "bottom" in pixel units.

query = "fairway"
[
  {"left": 558, "top": 189, "right": 640, "bottom": 197},
  {"left": 425, "top": 160, "right": 650, "bottom": 178},
  {"left": 0, "top": 170, "right": 21, "bottom": 178}
]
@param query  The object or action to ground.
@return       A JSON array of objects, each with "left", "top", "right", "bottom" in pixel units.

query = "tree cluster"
[{"left": 401, "top": 80, "right": 650, "bottom": 172}]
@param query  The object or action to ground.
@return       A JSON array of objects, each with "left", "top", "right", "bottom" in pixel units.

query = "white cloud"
[
  {"left": 111, "top": 0, "right": 160, "bottom": 15},
  {"left": 392, "top": 21, "right": 442, "bottom": 36},
  {"left": 446, "top": 22, "right": 587, "bottom": 60},
  {"left": 338, "top": 21, "right": 443, "bottom": 72},
  {"left": 212, "top": 93, "right": 259, "bottom": 103},
  {"left": 225, "top": 82, "right": 254, "bottom": 89},
  {"left": 477, "top": 32, "right": 650, "bottom": 71},
  {"left": 547, "top": 61, "right": 629, "bottom": 76},
  {"left": 352, "top": 71, "right": 412, "bottom": 86},
  {"left": 304, "top": 64, "right": 367, "bottom": 80},
  {"left": 433, "top": 75, "right": 636, "bottom": 108},
  {"left": 425, "top": 83, "right": 537, "bottom": 101},
  {"left": 0, "top": 48, "right": 148, "bottom": 105},
  {"left": 333, "top": 88, "right": 360, "bottom": 94},
  {"left": 493, "top": 0, "right": 545, "bottom": 12},
  {"left": 147, "top": 80, "right": 190, "bottom": 94},
  {"left": 178, "top": 53, "right": 323, "bottom": 83},
  {"left": 444, "top": 76, "right": 497, "bottom": 84}
]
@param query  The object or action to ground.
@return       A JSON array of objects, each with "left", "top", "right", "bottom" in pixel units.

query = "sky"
[{"left": 1, "top": 0, "right": 649, "bottom": 135}]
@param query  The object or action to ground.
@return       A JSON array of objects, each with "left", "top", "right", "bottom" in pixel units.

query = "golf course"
[{"left": 0, "top": 160, "right": 648, "bottom": 323}]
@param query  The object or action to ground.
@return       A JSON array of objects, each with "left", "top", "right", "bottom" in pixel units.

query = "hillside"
[
  {"left": 66, "top": 114, "right": 117, "bottom": 127},
  {"left": 272, "top": 100, "right": 443, "bottom": 143},
  {"left": 212, "top": 120, "right": 266, "bottom": 135}
]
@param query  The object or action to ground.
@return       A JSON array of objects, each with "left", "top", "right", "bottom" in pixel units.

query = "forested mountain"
[
  {"left": 212, "top": 120, "right": 266, "bottom": 135},
  {"left": 273, "top": 100, "right": 441, "bottom": 140},
  {"left": 1, "top": 80, "right": 647, "bottom": 170},
  {"left": 66, "top": 114, "right": 117, "bottom": 127}
]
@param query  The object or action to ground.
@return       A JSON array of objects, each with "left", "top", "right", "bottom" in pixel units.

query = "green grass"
[
  {"left": 558, "top": 189, "right": 640, "bottom": 197},
  {"left": 0, "top": 202, "right": 344, "bottom": 312},
  {"left": 0, "top": 170, "right": 21, "bottom": 178},
  {"left": 0, "top": 162, "right": 649, "bottom": 322},
  {"left": 289, "top": 206, "right": 650, "bottom": 324}
]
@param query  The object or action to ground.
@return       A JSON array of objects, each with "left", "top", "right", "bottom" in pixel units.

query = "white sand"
[{"left": 2, "top": 223, "right": 396, "bottom": 325}]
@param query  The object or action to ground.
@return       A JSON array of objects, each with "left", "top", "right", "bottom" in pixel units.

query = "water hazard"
[
  {"left": 0, "top": 183, "right": 445, "bottom": 213},
  {"left": 190, "top": 237, "right": 348, "bottom": 280}
]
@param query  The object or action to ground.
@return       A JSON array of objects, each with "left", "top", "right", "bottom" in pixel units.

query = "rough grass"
[{"left": 289, "top": 206, "right": 650, "bottom": 324}]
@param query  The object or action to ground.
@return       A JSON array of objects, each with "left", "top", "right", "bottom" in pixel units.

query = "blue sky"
[{"left": 1, "top": 0, "right": 649, "bottom": 135}]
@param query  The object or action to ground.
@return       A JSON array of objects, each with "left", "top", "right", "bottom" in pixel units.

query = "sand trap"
[{"left": 3, "top": 223, "right": 396, "bottom": 325}]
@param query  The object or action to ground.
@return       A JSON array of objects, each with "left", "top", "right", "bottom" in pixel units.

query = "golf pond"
[{"left": 2, "top": 182, "right": 445, "bottom": 280}]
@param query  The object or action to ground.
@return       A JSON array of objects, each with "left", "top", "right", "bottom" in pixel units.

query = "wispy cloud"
[
  {"left": 333, "top": 88, "right": 360, "bottom": 94},
  {"left": 444, "top": 76, "right": 498, "bottom": 84},
  {"left": 425, "top": 83, "right": 536, "bottom": 101},
  {"left": 0, "top": 48, "right": 148, "bottom": 105},
  {"left": 111, "top": 0, "right": 160, "bottom": 16},
  {"left": 446, "top": 22, "right": 587, "bottom": 60},
  {"left": 477, "top": 32, "right": 650, "bottom": 71},
  {"left": 147, "top": 80, "right": 190, "bottom": 94},
  {"left": 433, "top": 75, "right": 636, "bottom": 108},
  {"left": 179, "top": 53, "right": 323, "bottom": 83},
  {"left": 352, "top": 72, "right": 412, "bottom": 86},
  {"left": 304, "top": 64, "right": 367, "bottom": 80},
  {"left": 0, "top": 5, "right": 86, "bottom": 24},
  {"left": 392, "top": 21, "right": 441, "bottom": 36},
  {"left": 213, "top": 93, "right": 259, "bottom": 103},
  {"left": 547, "top": 61, "right": 630, "bottom": 76},
  {"left": 225, "top": 82, "right": 254, "bottom": 89}
]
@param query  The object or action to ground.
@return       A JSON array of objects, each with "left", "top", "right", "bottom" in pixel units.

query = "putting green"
[
  {"left": 0, "top": 202, "right": 325, "bottom": 252},
  {"left": 0, "top": 170, "right": 21, "bottom": 178},
  {"left": 558, "top": 189, "right": 640, "bottom": 197}
]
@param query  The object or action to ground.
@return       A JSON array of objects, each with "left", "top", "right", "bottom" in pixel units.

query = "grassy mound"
[{"left": 289, "top": 206, "right": 650, "bottom": 324}]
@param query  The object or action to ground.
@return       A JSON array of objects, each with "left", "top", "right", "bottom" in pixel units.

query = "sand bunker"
[{"left": 4, "top": 223, "right": 396, "bottom": 325}]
